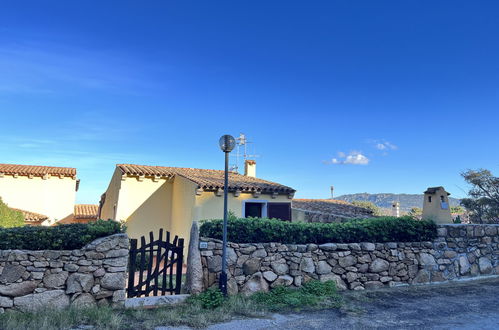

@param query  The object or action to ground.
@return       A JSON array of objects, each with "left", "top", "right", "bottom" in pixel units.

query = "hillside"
[{"left": 335, "top": 193, "right": 461, "bottom": 213}]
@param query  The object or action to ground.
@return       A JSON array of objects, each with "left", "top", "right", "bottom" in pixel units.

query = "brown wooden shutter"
[{"left": 267, "top": 202, "right": 291, "bottom": 221}]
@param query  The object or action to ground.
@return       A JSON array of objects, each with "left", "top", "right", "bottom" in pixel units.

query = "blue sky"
[{"left": 0, "top": 1, "right": 498, "bottom": 203}]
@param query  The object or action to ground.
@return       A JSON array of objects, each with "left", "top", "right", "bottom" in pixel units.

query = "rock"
[
  {"left": 300, "top": 258, "right": 315, "bottom": 273},
  {"left": 0, "top": 296, "right": 13, "bottom": 308},
  {"left": 241, "top": 272, "right": 269, "bottom": 295},
  {"left": 316, "top": 261, "right": 332, "bottom": 275},
  {"left": 243, "top": 259, "right": 261, "bottom": 275},
  {"left": 0, "top": 281, "right": 38, "bottom": 297},
  {"left": 478, "top": 257, "right": 493, "bottom": 274},
  {"left": 338, "top": 255, "right": 356, "bottom": 268},
  {"left": 413, "top": 269, "right": 430, "bottom": 284},
  {"left": 319, "top": 243, "right": 337, "bottom": 251},
  {"left": 459, "top": 256, "right": 471, "bottom": 275},
  {"left": 72, "top": 293, "right": 96, "bottom": 308},
  {"left": 14, "top": 290, "right": 70, "bottom": 312},
  {"left": 364, "top": 281, "right": 384, "bottom": 290},
  {"left": 103, "top": 258, "right": 127, "bottom": 267},
  {"left": 361, "top": 243, "right": 375, "bottom": 251},
  {"left": 185, "top": 221, "right": 204, "bottom": 295},
  {"left": 346, "top": 272, "right": 357, "bottom": 283},
  {"left": 239, "top": 245, "right": 257, "bottom": 254},
  {"left": 294, "top": 276, "right": 303, "bottom": 286},
  {"left": 112, "top": 289, "right": 126, "bottom": 303},
  {"left": 251, "top": 249, "right": 267, "bottom": 258},
  {"left": 369, "top": 259, "right": 389, "bottom": 273},
  {"left": 101, "top": 273, "right": 126, "bottom": 290},
  {"left": 419, "top": 253, "right": 436, "bottom": 266},
  {"left": 227, "top": 278, "right": 239, "bottom": 295},
  {"left": 227, "top": 248, "right": 238, "bottom": 265},
  {"left": 271, "top": 263, "right": 289, "bottom": 275},
  {"left": 270, "top": 275, "right": 294, "bottom": 288},
  {"left": 66, "top": 273, "right": 94, "bottom": 293},
  {"left": 0, "top": 264, "right": 25, "bottom": 284},
  {"left": 207, "top": 255, "right": 222, "bottom": 272},
  {"left": 104, "top": 249, "right": 129, "bottom": 258},
  {"left": 64, "top": 264, "right": 79, "bottom": 272},
  {"left": 93, "top": 268, "right": 106, "bottom": 278},
  {"left": 43, "top": 272, "right": 68, "bottom": 289},
  {"left": 263, "top": 271, "right": 278, "bottom": 282},
  {"left": 319, "top": 273, "right": 347, "bottom": 290},
  {"left": 444, "top": 251, "right": 457, "bottom": 259}
]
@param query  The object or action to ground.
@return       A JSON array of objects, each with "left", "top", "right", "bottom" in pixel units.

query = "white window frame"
[{"left": 242, "top": 199, "right": 268, "bottom": 218}]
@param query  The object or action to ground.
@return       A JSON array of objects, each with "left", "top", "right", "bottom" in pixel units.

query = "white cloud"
[
  {"left": 328, "top": 151, "right": 370, "bottom": 165},
  {"left": 374, "top": 140, "right": 398, "bottom": 151}
]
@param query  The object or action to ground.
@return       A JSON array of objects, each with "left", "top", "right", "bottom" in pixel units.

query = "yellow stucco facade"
[
  {"left": 0, "top": 174, "right": 77, "bottom": 225},
  {"left": 100, "top": 167, "right": 293, "bottom": 251}
]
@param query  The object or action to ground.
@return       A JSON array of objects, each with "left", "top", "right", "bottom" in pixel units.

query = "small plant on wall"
[{"left": 0, "top": 197, "right": 24, "bottom": 228}]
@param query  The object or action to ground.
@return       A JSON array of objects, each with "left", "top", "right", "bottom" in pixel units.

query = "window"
[
  {"left": 268, "top": 203, "right": 291, "bottom": 221},
  {"left": 428, "top": 196, "right": 432, "bottom": 203},
  {"left": 245, "top": 202, "right": 264, "bottom": 218}
]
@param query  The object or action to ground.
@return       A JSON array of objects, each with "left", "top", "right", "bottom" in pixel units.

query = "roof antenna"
[{"left": 229, "top": 133, "right": 259, "bottom": 173}]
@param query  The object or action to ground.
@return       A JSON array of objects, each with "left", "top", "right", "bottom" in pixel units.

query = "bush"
[
  {"left": 188, "top": 288, "right": 225, "bottom": 309},
  {"left": 0, "top": 220, "right": 124, "bottom": 250},
  {"left": 200, "top": 216, "right": 437, "bottom": 244},
  {"left": 0, "top": 197, "right": 25, "bottom": 228}
]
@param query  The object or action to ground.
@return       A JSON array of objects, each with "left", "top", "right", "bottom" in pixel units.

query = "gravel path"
[{"left": 158, "top": 277, "right": 499, "bottom": 330}]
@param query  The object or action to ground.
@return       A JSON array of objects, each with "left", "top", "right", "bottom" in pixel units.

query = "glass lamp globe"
[{"left": 219, "top": 135, "right": 236, "bottom": 152}]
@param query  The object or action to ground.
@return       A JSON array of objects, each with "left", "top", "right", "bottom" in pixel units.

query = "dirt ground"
[{"left": 161, "top": 277, "right": 499, "bottom": 330}]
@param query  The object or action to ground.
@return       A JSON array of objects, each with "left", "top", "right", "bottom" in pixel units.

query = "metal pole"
[{"left": 219, "top": 151, "right": 229, "bottom": 296}]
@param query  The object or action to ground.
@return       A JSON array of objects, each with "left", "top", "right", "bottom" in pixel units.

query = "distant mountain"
[{"left": 334, "top": 193, "right": 461, "bottom": 213}]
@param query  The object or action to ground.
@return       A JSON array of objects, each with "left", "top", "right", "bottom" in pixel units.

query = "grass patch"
[{"left": 0, "top": 281, "right": 342, "bottom": 329}]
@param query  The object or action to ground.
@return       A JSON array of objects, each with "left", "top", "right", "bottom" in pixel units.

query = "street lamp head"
[{"left": 219, "top": 135, "right": 236, "bottom": 153}]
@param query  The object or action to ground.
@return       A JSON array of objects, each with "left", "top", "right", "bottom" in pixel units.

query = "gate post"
[{"left": 127, "top": 238, "right": 138, "bottom": 297}]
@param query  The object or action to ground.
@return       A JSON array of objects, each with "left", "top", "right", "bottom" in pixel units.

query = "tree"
[
  {"left": 0, "top": 197, "right": 25, "bottom": 228},
  {"left": 351, "top": 201, "right": 382, "bottom": 216},
  {"left": 450, "top": 206, "right": 465, "bottom": 214},
  {"left": 460, "top": 169, "right": 499, "bottom": 224},
  {"left": 408, "top": 207, "right": 422, "bottom": 220}
]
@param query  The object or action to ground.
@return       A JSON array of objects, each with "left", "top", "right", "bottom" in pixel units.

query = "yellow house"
[
  {"left": 57, "top": 204, "right": 99, "bottom": 225},
  {"left": 99, "top": 161, "right": 295, "bottom": 247},
  {"left": 0, "top": 163, "right": 78, "bottom": 226}
]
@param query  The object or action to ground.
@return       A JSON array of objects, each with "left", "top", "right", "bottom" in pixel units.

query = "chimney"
[
  {"left": 330, "top": 185, "right": 334, "bottom": 198},
  {"left": 244, "top": 160, "right": 256, "bottom": 177}
]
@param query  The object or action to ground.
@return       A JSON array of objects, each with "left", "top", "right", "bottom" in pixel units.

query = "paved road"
[{"left": 177, "top": 277, "right": 499, "bottom": 330}]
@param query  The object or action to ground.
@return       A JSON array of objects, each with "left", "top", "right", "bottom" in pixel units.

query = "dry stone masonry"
[
  {"left": 199, "top": 224, "right": 499, "bottom": 294},
  {"left": 0, "top": 234, "right": 129, "bottom": 313}
]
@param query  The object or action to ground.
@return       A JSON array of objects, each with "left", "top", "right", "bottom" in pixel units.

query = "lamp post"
[{"left": 218, "top": 134, "right": 235, "bottom": 296}]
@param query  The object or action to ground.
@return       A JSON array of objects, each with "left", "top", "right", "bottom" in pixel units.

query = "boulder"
[
  {"left": 0, "top": 265, "right": 25, "bottom": 284},
  {"left": 412, "top": 269, "right": 430, "bottom": 284},
  {"left": 270, "top": 275, "right": 294, "bottom": 288},
  {"left": 338, "top": 255, "right": 357, "bottom": 268},
  {"left": 0, "top": 281, "right": 38, "bottom": 297},
  {"left": 262, "top": 271, "right": 278, "bottom": 282},
  {"left": 271, "top": 263, "right": 289, "bottom": 275},
  {"left": 14, "top": 290, "right": 70, "bottom": 312},
  {"left": 459, "top": 256, "right": 471, "bottom": 275},
  {"left": 66, "top": 273, "right": 94, "bottom": 293},
  {"left": 43, "top": 272, "right": 68, "bottom": 289},
  {"left": 369, "top": 259, "right": 389, "bottom": 273},
  {"left": 316, "top": 261, "right": 332, "bottom": 275},
  {"left": 251, "top": 249, "right": 267, "bottom": 258},
  {"left": 300, "top": 258, "right": 315, "bottom": 273},
  {"left": 207, "top": 255, "right": 222, "bottom": 272},
  {"left": 360, "top": 243, "right": 375, "bottom": 251},
  {"left": 319, "top": 243, "right": 337, "bottom": 251},
  {"left": 364, "top": 281, "right": 384, "bottom": 290},
  {"left": 241, "top": 272, "right": 269, "bottom": 295},
  {"left": 0, "top": 296, "right": 13, "bottom": 308},
  {"left": 185, "top": 221, "right": 204, "bottom": 294},
  {"left": 71, "top": 293, "right": 96, "bottom": 308},
  {"left": 419, "top": 253, "right": 436, "bottom": 266},
  {"left": 243, "top": 259, "right": 261, "bottom": 275},
  {"left": 478, "top": 257, "right": 493, "bottom": 274},
  {"left": 101, "top": 273, "right": 126, "bottom": 290},
  {"left": 319, "top": 273, "right": 347, "bottom": 290}
]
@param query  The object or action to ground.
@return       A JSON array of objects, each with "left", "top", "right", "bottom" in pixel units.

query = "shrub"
[
  {"left": 188, "top": 288, "right": 225, "bottom": 309},
  {"left": 0, "top": 220, "right": 124, "bottom": 250},
  {"left": 200, "top": 216, "right": 437, "bottom": 244},
  {"left": 0, "top": 197, "right": 25, "bottom": 228}
]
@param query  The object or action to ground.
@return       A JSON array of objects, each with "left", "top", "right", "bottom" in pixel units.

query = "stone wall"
[
  {"left": 199, "top": 224, "right": 499, "bottom": 294},
  {"left": 0, "top": 234, "right": 129, "bottom": 313}
]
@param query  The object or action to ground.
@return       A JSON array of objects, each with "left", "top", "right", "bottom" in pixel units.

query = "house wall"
[
  {"left": 423, "top": 188, "right": 452, "bottom": 224},
  {"left": 194, "top": 191, "right": 291, "bottom": 221},
  {"left": 0, "top": 175, "right": 76, "bottom": 225},
  {"left": 100, "top": 168, "right": 123, "bottom": 221},
  {"left": 119, "top": 176, "right": 174, "bottom": 241},
  {"left": 170, "top": 176, "right": 197, "bottom": 250}
]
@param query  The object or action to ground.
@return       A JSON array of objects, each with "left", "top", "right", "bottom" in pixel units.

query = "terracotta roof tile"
[
  {"left": 0, "top": 163, "right": 76, "bottom": 178},
  {"left": 11, "top": 208, "right": 48, "bottom": 223},
  {"left": 117, "top": 164, "right": 295, "bottom": 194},
  {"left": 74, "top": 204, "right": 99, "bottom": 220}
]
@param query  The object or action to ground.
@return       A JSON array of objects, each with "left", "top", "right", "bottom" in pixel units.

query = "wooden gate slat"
[
  {"left": 161, "top": 231, "right": 171, "bottom": 296},
  {"left": 153, "top": 229, "right": 163, "bottom": 296}
]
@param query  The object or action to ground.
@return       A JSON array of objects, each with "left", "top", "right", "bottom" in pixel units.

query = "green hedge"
[
  {"left": 199, "top": 216, "right": 437, "bottom": 244},
  {"left": 0, "top": 220, "right": 124, "bottom": 250}
]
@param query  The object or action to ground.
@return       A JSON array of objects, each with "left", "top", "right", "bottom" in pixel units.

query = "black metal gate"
[{"left": 127, "top": 229, "right": 184, "bottom": 297}]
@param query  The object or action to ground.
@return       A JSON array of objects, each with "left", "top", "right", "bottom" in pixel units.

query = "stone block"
[
  {"left": 14, "top": 290, "right": 70, "bottom": 312},
  {"left": 369, "top": 259, "right": 389, "bottom": 273},
  {"left": 43, "top": 272, "right": 68, "bottom": 289},
  {"left": 66, "top": 273, "right": 95, "bottom": 293},
  {"left": 101, "top": 273, "right": 126, "bottom": 290},
  {"left": 0, "top": 281, "right": 38, "bottom": 297}
]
